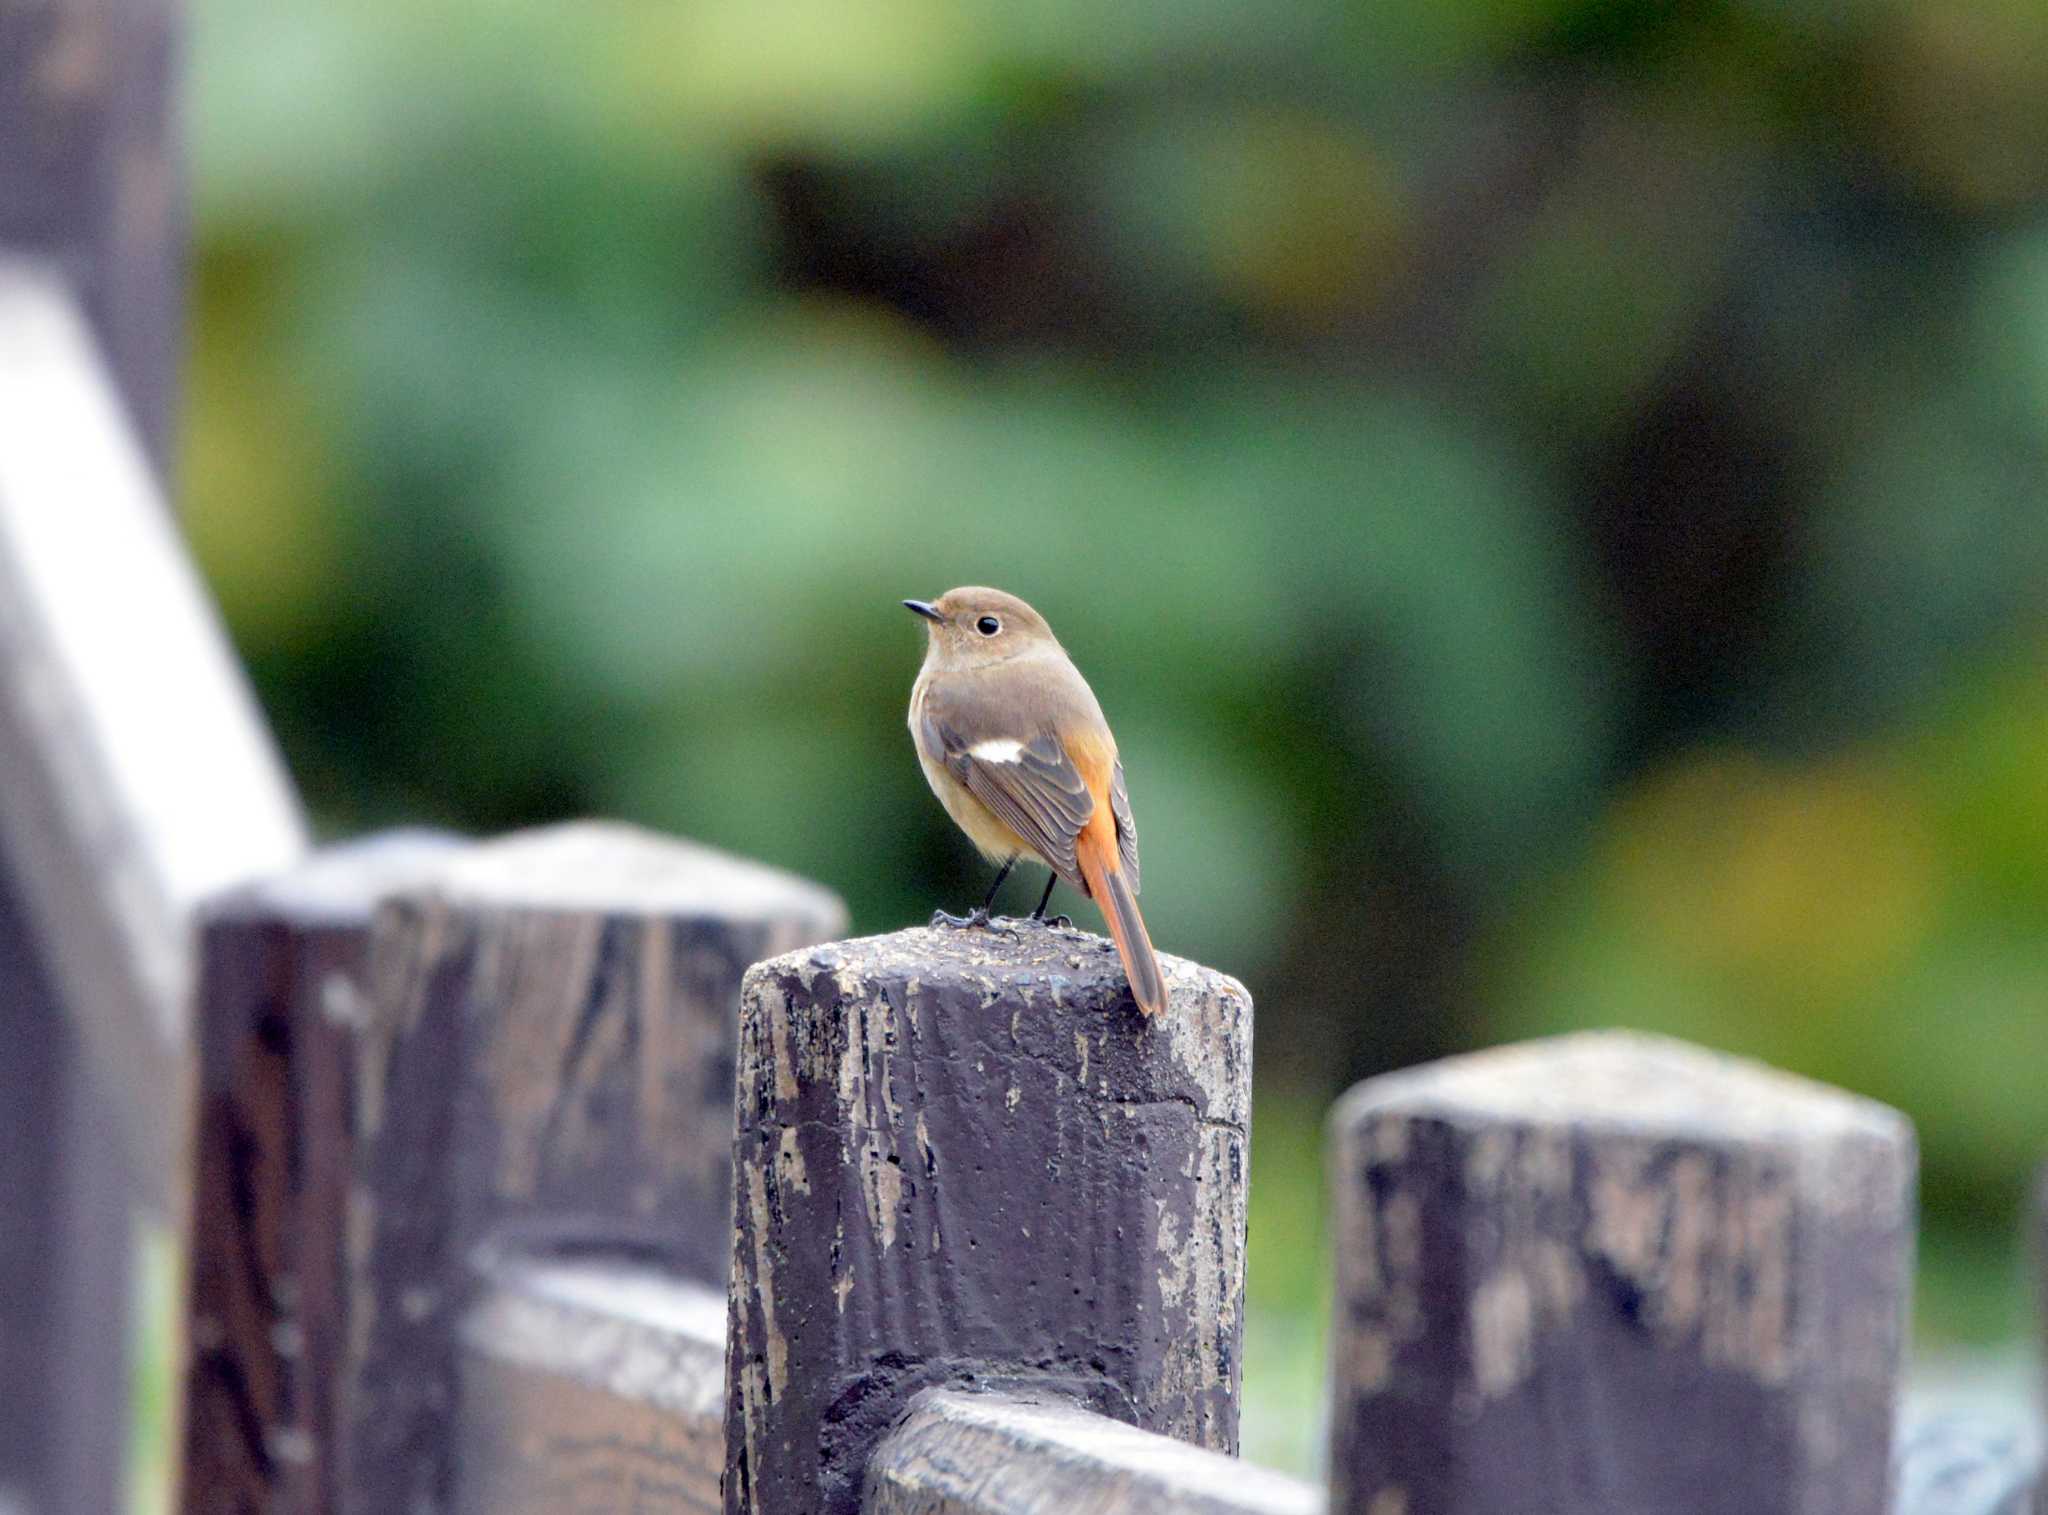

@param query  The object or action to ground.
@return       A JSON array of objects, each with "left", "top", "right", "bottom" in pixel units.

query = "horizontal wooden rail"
[
  {"left": 1891, "top": 1413, "right": 2043, "bottom": 1515},
  {"left": 865, "top": 1390, "right": 1322, "bottom": 1515},
  {"left": 457, "top": 1248, "right": 727, "bottom": 1514}
]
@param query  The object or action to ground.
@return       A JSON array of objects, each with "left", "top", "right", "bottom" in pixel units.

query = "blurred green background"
[{"left": 179, "top": 0, "right": 2048, "bottom": 1476}]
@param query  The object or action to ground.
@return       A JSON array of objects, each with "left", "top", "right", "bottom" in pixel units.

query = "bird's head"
[{"left": 903, "top": 587, "right": 1060, "bottom": 669}]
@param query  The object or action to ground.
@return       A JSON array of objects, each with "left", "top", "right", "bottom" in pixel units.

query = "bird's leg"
[
  {"left": 980, "top": 857, "right": 1015, "bottom": 915},
  {"left": 1029, "top": 873, "right": 1056, "bottom": 919},
  {"left": 1027, "top": 873, "right": 1071, "bottom": 929},
  {"left": 931, "top": 857, "right": 1016, "bottom": 931}
]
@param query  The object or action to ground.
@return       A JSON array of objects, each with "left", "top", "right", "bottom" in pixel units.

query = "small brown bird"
[{"left": 905, "top": 587, "right": 1165, "bottom": 1016}]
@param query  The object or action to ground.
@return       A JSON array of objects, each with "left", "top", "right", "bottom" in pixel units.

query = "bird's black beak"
[{"left": 903, "top": 599, "right": 943, "bottom": 623}]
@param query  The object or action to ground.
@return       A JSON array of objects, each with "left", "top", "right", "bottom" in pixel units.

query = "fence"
[
  {"left": 3, "top": 11, "right": 2046, "bottom": 1514},
  {"left": 161, "top": 829, "right": 2047, "bottom": 1515},
  {"left": 172, "top": 831, "right": 2048, "bottom": 1515}
]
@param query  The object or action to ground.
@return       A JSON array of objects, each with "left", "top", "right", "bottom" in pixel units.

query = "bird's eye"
[{"left": 976, "top": 616, "right": 1001, "bottom": 636}]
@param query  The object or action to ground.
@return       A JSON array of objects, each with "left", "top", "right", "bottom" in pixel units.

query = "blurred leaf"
[
  {"left": 1087, "top": 107, "right": 1407, "bottom": 324},
  {"left": 1856, "top": 0, "right": 2048, "bottom": 213},
  {"left": 605, "top": 0, "right": 990, "bottom": 156}
]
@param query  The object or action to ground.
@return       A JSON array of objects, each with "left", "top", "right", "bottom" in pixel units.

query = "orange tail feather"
[{"left": 1077, "top": 831, "right": 1165, "bottom": 1016}]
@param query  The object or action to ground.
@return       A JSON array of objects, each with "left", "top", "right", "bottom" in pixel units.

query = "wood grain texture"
[
  {"left": 726, "top": 924, "right": 1252, "bottom": 1515},
  {"left": 179, "top": 831, "right": 464, "bottom": 1515},
  {"left": 455, "top": 1249, "right": 726, "bottom": 1515},
  {"left": 0, "top": 0, "right": 185, "bottom": 466},
  {"left": 1327, "top": 1031, "right": 1915, "bottom": 1515},
  {"left": 344, "top": 821, "right": 846, "bottom": 1515},
  {"left": 865, "top": 1389, "right": 1321, "bottom": 1515},
  {"left": 1892, "top": 1414, "right": 2042, "bottom": 1515}
]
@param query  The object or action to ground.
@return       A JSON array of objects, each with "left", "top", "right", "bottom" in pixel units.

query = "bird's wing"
[
  {"left": 919, "top": 703, "right": 1094, "bottom": 888},
  {"left": 1110, "top": 758, "right": 1140, "bottom": 893}
]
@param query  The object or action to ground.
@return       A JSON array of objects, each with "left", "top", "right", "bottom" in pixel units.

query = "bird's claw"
[
  {"left": 930, "top": 908, "right": 1016, "bottom": 935},
  {"left": 1031, "top": 913, "right": 1073, "bottom": 930}
]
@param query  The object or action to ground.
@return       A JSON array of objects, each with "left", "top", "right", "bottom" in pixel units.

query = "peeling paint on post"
[
  {"left": 342, "top": 822, "right": 846, "bottom": 1515},
  {"left": 724, "top": 924, "right": 1253, "bottom": 1515},
  {"left": 1326, "top": 1031, "right": 1914, "bottom": 1515}
]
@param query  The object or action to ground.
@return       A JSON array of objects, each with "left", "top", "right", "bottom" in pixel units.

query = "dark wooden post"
[
  {"left": 343, "top": 821, "right": 845, "bottom": 1515},
  {"left": 1326, "top": 1031, "right": 1914, "bottom": 1515},
  {"left": 179, "top": 831, "right": 463, "bottom": 1515},
  {"left": 724, "top": 925, "right": 1253, "bottom": 1515}
]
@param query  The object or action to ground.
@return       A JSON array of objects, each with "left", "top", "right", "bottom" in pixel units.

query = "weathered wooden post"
[
  {"left": 179, "top": 831, "right": 462, "bottom": 1514},
  {"left": 725, "top": 924, "right": 1253, "bottom": 1515},
  {"left": 1326, "top": 1031, "right": 1914, "bottom": 1515},
  {"left": 344, "top": 821, "right": 845, "bottom": 1515}
]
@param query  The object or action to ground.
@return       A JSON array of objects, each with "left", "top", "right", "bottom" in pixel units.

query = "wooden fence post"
[
  {"left": 725, "top": 925, "right": 1253, "bottom": 1515},
  {"left": 1326, "top": 1030, "right": 1914, "bottom": 1515},
  {"left": 179, "top": 830, "right": 463, "bottom": 1515},
  {"left": 343, "top": 821, "right": 845, "bottom": 1515}
]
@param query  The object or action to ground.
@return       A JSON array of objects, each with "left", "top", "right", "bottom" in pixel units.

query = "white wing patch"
[{"left": 968, "top": 738, "right": 1026, "bottom": 763}]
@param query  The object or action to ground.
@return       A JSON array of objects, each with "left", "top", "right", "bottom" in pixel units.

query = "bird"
[{"left": 904, "top": 587, "right": 1166, "bottom": 1017}]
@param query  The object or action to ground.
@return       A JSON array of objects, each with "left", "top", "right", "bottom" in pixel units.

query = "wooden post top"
[
  {"left": 1334, "top": 1029, "right": 1912, "bottom": 1145},
  {"left": 402, "top": 819, "right": 849, "bottom": 928},
  {"left": 743, "top": 922, "right": 1253, "bottom": 1127}
]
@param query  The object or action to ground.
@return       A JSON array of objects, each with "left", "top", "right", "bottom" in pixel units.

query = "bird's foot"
[
  {"left": 1029, "top": 912, "right": 1074, "bottom": 930},
  {"left": 930, "top": 907, "right": 1016, "bottom": 934}
]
